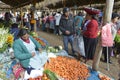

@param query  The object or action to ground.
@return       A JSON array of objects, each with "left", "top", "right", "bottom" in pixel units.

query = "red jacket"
[{"left": 83, "top": 19, "right": 98, "bottom": 38}]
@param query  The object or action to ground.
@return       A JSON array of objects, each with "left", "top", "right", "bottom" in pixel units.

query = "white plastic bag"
[
  {"left": 24, "top": 68, "right": 44, "bottom": 79},
  {"left": 73, "top": 35, "right": 85, "bottom": 57}
]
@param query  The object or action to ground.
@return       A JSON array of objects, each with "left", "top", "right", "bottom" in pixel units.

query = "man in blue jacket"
[{"left": 59, "top": 7, "right": 75, "bottom": 55}]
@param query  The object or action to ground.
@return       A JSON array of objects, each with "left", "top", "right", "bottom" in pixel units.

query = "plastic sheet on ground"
[
  {"left": 0, "top": 49, "right": 16, "bottom": 80},
  {"left": 55, "top": 50, "right": 74, "bottom": 58},
  {"left": 87, "top": 68, "right": 100, "bottom": 80},
  {"left": 87, "top": 67, "right": 114, "bottom": 80}
]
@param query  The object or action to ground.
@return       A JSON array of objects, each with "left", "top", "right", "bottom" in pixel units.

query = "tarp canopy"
[
  {"left": 0, "top": 1, "right": 11, "bottom": 9},
  {"left": 46, "top": 0, "right": 120, "bottom": 9},
  {"left": 0, "top": 0, "right": 43, "bottom": 8}
]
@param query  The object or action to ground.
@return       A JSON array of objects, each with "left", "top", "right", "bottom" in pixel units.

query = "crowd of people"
[{"left": 0, "top": 7, "right": 120, "bottom": 79}]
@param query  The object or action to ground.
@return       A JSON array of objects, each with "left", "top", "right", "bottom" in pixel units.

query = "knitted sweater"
[{"left": 13, "top": 36, "right": 41, "bottom": 68}]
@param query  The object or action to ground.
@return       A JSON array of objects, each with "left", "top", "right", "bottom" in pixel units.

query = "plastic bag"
[{"left": 73, "top": 35, "right": 85, "bottom": 57}]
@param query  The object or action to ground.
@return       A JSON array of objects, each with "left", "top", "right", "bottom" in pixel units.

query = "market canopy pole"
[
  {"left": 33, "top": 0, "right": 37, "bottom": 32},
  {"left": 92, "top": 0, "right": 114, "bottom": 71},
  {"left": 20, "top": 8, "right": 24, "bottom": 28},
  {"left": 62, "top": 0, "right": 66, "bottom": 7}
]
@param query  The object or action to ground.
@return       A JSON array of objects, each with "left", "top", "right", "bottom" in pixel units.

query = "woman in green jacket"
[{"left": 13, "top": 29, "right": 48, "bottom": 69}]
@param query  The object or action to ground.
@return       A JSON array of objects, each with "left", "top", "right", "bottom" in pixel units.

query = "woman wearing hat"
[{"left": 83, "top": 7, "right": 100, "bottom": 62}]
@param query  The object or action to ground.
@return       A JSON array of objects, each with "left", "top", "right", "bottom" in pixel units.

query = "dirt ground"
[{"left": 37, "top": 30, "right": 120, "bottom": 80}]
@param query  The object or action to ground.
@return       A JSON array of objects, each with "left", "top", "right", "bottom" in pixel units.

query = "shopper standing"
[{"left": 59, "top": 7, "right": 75, "bottom": 55}]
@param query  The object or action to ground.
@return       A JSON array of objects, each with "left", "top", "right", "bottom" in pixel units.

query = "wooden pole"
[
  {"left": 33, "top": 0, "right": 37, "bottom": 32},
  {"left": 62, "top": 0, "right": 66, "bottom": 7},
  {"left": 103, "top": 0, "right": 114, "bottom": 24},
  {"left": 92, "top": 0, "right": 114, "bottom": 71},
  {"left": 20, "top": 8, "right": 23, "bottom": 28}
]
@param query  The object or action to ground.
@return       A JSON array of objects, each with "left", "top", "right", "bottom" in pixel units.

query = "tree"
[{"left": 92, "top": 0, "right": 114, "bottom": 71}]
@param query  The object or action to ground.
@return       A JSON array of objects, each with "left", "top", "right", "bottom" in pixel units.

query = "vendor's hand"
[
  {"left": 31, "top": 52, "right": 35, "bottom": 57},
  {"left": 65, "top": 30, "right": 70, "bottom": 35}
]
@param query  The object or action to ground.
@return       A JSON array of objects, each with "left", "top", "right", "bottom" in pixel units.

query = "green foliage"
[
  {"left": 115, "top": 34, "right": 120, "bottom": 43},
  {"left": 0, "top": 43, "right": 8, "bottom": 53},
  {"left": 44, "top": 69, "right": 58, "bottom": 80}
]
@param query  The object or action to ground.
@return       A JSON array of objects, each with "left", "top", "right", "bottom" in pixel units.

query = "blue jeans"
[
  {"left": 63, "top": 35, "right": 74, "bottom": 54},
  {"left": 25, "top": 22, "right": 31, "bottom": 30},
  {"left": 42, "top": 23, "right": 46, "bottom": 31}
]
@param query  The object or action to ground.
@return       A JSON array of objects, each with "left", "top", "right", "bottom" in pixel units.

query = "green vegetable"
[
  {"left": 46, "top": 46, "right": 63, "bottom": 53},
  {"left": 44, "top": 69, "right": 58, "bottom": 80},
  {"left": 58, "top": 46, "right": 63, "bottom": 50},
  {"left": 115, "top": 34, "right": 120, "bottom": 43},
  {"left": 29, "top": 31, "right": 38, "bottom": 37}
]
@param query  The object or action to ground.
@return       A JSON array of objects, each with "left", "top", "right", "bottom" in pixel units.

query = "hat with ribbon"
[{"left": 84, "top": 7, "right": 100, "bottom": 15}]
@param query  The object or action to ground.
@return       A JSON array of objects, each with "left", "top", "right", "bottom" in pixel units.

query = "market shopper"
[
  {"left": 10, "top": 23, "right": 19, "bottom": 40},
  {"left": 59, "top": 7, "right": 75, "bottom": 55},
  {"left": 23, "top": 12, "right": 31, "bottom": 30},
  {"left": 82, "top": 7, "right": 99, "bottom": 62},
  {"left": 54, "top": 11, "right": 61, "bottom": 35},
  {"left": 102, "top": 13, "right": 119, "bottom": 63},
  {"left": 13, "top": 28, "right": 48, "bottom": 69},
  {"left": 74, "top": 12, "right": 84, "bottom": 35}
]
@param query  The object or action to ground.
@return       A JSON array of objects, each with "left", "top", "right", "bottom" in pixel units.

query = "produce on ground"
[
  {"left": 99, "top": 74, "right": 111, "bottom": 80},
  {"left": 43, "top": 69, "right": 58, "bottom": 80},
  {"left": 42, "top": 73, "right": 50, "bottom": 80},
  {"left": 33, "top": 37, "right": 46, "bottom": 47},
  {"left": 44, "top": 56, "right": 89, "bottom": 80},
  {"left": 46, "top": 46, "right": 63, "bottom": 53},
  {"left": 30, "top": 31, "right": 38, "bottom": 37},
  {"left": 29, "top": 76, "right": 42, "bottom": 80}
]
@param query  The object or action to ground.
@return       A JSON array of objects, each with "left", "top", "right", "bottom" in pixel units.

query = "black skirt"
[{"left": 83, "top": 36, "right": 98, "bottom": 59}]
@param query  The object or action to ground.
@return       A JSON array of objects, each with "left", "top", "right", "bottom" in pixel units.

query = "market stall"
[
  {"left": 0, "top": 38, "right": 114, "bottom": 80},
  {"left": 0, "top": 0, "right": 119, "bottom": 79},
  {"left": 0, "top": 15, "right": 115, "bottom": 80}
]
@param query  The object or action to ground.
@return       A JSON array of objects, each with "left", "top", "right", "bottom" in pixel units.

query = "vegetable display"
[
  {"left": 33, "top": 37, "right": 46, "bottom": 47},
  {"left": 43, "top": 69, "right": 58, "bottom": 80},
  {"left": 44, "top": 56, "right": 89, "bottom": 80},
  {"left": 46, "top": 46, "right": 63, "bottom": 53},
  {"left": 0, "top": 27, "right": 14, "bottom": 53},
  {"left": 115, "top": 34, "right": 120, "bottom": 43},
  {"left": 29, "top": 76, "right": 42, "bottom": 80},
  {"left": 99, "top": 74, "right": 111, "bottom": 80}
]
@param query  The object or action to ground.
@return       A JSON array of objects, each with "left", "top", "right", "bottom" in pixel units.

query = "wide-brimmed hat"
[{"left": 84, "top": 7, "right": 100, "bottom": 15}]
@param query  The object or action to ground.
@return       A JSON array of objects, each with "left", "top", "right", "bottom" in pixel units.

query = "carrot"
[{"left": 44, "top": 56, "right": 89, "bottom": 80}]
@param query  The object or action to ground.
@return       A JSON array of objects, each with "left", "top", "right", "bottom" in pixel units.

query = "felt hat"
[{"left": 84, "top": 7, "right": 100, "bottom": 15}]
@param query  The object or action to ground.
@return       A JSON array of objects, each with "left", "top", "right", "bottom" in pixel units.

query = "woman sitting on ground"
[{"left": 13, "top": 28, "right": 48, "bottom": 70}]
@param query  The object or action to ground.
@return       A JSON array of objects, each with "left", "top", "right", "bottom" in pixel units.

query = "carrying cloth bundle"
[
  {"left": 101, "top": 23, "right": 113, "bottom": 47},
  {"left": 73, "top": 35, "right": 85, "bottom": 57}
]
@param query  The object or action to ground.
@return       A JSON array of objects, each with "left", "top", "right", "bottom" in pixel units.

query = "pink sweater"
[{"left": 101, "top": 23, "right": 113, "bottom": 47}]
